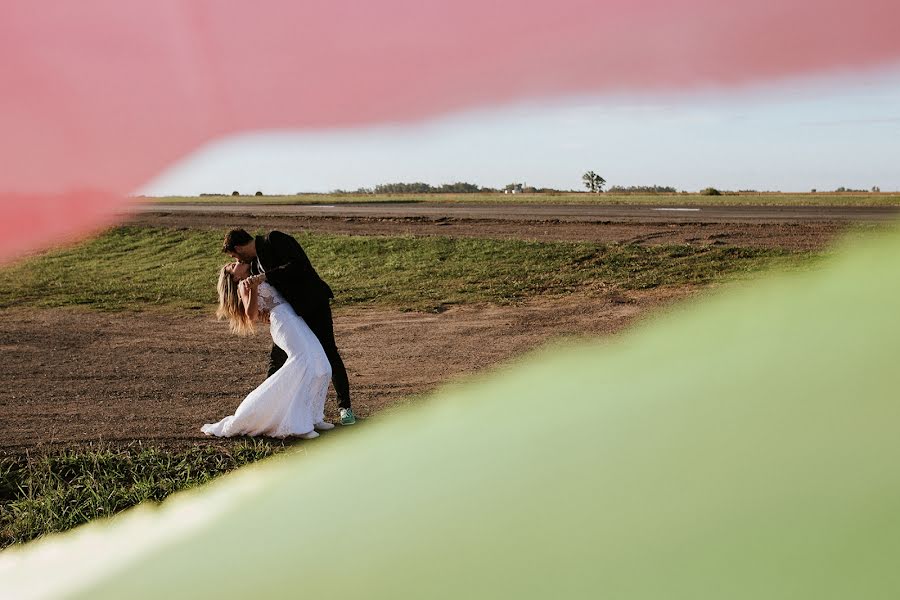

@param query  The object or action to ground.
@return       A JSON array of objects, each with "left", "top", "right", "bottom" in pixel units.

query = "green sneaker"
[{"left": 339, "top": 408, "right": 357, "bottom": 425}]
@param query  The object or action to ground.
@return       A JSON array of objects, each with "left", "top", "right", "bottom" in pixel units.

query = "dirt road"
[{"left": 135, "top": 202, "right": 900, "bottom": 223}]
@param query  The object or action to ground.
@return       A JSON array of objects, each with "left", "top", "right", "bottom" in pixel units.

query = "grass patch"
[
  {"left": 146, "top": 192, "right": 900, "bottom": 207},
  {"left": 0, "top": 441, "right": 284, "bottom": 548},
  {"left": 0, "top": 227, "right": 816, "bottom": 312}
]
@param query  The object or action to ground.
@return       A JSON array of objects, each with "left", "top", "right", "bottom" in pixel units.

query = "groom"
[{"left": 222, "top": 228, "right": 356, "bottom": 425}]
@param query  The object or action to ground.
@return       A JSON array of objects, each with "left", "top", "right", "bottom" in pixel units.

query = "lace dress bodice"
[{"left": 257, "top": 282, "right": 287, "bottom": 314}]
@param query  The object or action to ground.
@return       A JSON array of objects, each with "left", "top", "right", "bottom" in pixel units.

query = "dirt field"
[
  {"left": 0, "top": 288, "right": 687, "bottom": 453},
  {"left": 2, "top": 206, "right": 851, "bottom": 453},
  {"left": 129, "top": 211, "right": 857, "bottom": 250}
]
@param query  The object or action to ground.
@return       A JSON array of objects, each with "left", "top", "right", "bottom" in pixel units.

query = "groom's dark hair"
[{"left": 222, "top": 228, "right": 254, "bottom": 253}]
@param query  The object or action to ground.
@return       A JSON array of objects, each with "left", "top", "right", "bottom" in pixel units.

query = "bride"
[{"left": 202, "top": 261, "right": 334, "bottom": 439}]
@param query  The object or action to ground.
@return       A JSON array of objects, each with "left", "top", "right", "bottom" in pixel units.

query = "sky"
[{"left": 140, "top": 65, "right": 900, "bottom": 196}]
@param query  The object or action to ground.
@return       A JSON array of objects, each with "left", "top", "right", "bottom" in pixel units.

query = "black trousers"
[{"left": 268, "top": 299, "right": 351, "bottom": 409}]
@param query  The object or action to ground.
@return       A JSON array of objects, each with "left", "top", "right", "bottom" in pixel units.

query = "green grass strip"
[{"left": 0, "top": 227, "right": 815, "bottom": 312}]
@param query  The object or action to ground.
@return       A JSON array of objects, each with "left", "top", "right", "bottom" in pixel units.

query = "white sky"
[{"left": 140, "top": 65, "right": 900, "bottom": 195}]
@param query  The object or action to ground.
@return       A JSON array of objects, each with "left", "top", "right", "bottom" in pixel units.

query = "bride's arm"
[{"left": 238, "top": 279, "right": 261, "bottom": 321}]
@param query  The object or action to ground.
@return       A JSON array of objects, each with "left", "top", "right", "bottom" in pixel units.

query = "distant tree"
[
  {"left": 438, "top": 181, "right": 481, "bottom": 193},
  {"left": 350, "top": 181, "right": 492, "bottom": 194},
  {"left": 582, "top": 171, "right": 606, "bottom": 193},
  {"left": 872, "top": 186, "right": 881, "bottom": 192},
  {"left": 231, "top": 190, "right": 240, "bottom": 196},
  {"left": 606, "top": 185, "right": 676, "bottom": 194},
  {"left": 255, "top": 191, "right": 263, "bottom": 196},
  {"left": 700, "top": 187, "right": 722, "bottom": 196},
  {"left": 374, "top": 182, "right": 433, "bottom": 194},
  {"left": 810, "top": 188, "right": 817, "bottom": 193},
  {"left": 503, "top": 182, "right": 524, "bottom": 194}
]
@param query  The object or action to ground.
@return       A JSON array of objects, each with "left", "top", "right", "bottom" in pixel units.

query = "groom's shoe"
[
  {"left": 339, "top": 408, "right": 357, "bottom": 425},
  {"left": 314, "top": 421, "right": 335, "bottom": 431}
]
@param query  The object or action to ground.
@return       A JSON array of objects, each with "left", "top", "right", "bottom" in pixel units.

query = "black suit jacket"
[{"left": 252, "top": 231, "right": 333, "bottom": 318}]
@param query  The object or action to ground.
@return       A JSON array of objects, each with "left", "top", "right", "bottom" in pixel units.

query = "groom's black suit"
[{"left": 250, "top": 230, "right": 351, "bottom": 409}]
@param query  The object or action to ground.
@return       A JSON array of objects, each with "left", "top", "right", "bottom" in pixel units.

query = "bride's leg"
[{"left": 267, "top": 343, "right": 288, "bottom": 378}]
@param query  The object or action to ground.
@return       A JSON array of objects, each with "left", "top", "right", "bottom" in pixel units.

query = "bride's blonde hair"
[{"left": 216, "top": 265, "right": 255, "bottom": 336}]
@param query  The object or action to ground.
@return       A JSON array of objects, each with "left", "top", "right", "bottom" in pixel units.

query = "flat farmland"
[
  {"left": 3, "top": 201, "right": 883, "bottom": 546},
  {"left": 4, "top": 200, "right": 883, "bottom": 451}
]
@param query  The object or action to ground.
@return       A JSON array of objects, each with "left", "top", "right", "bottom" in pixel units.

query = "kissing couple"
[{"left": 202, "top": 228, "right": 356, "bottom": 439}]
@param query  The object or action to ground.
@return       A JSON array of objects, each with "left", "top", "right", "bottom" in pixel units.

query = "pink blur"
[{"left": 1, "top": 1, "right": 899, "bottom": 261}]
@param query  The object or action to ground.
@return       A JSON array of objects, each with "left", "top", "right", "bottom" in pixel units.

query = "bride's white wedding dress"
[{"left": 202, "top": 283, "right": 331, "bottom": 438}]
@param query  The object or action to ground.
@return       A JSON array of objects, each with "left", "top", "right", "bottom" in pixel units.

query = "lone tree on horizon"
[{"left": 582, "top": 171, "right": 606, "bottom": 193}]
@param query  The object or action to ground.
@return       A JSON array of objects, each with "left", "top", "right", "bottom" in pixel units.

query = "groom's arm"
[{"left": 261, "top": 231, "right": 315, "bottom": 288}]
